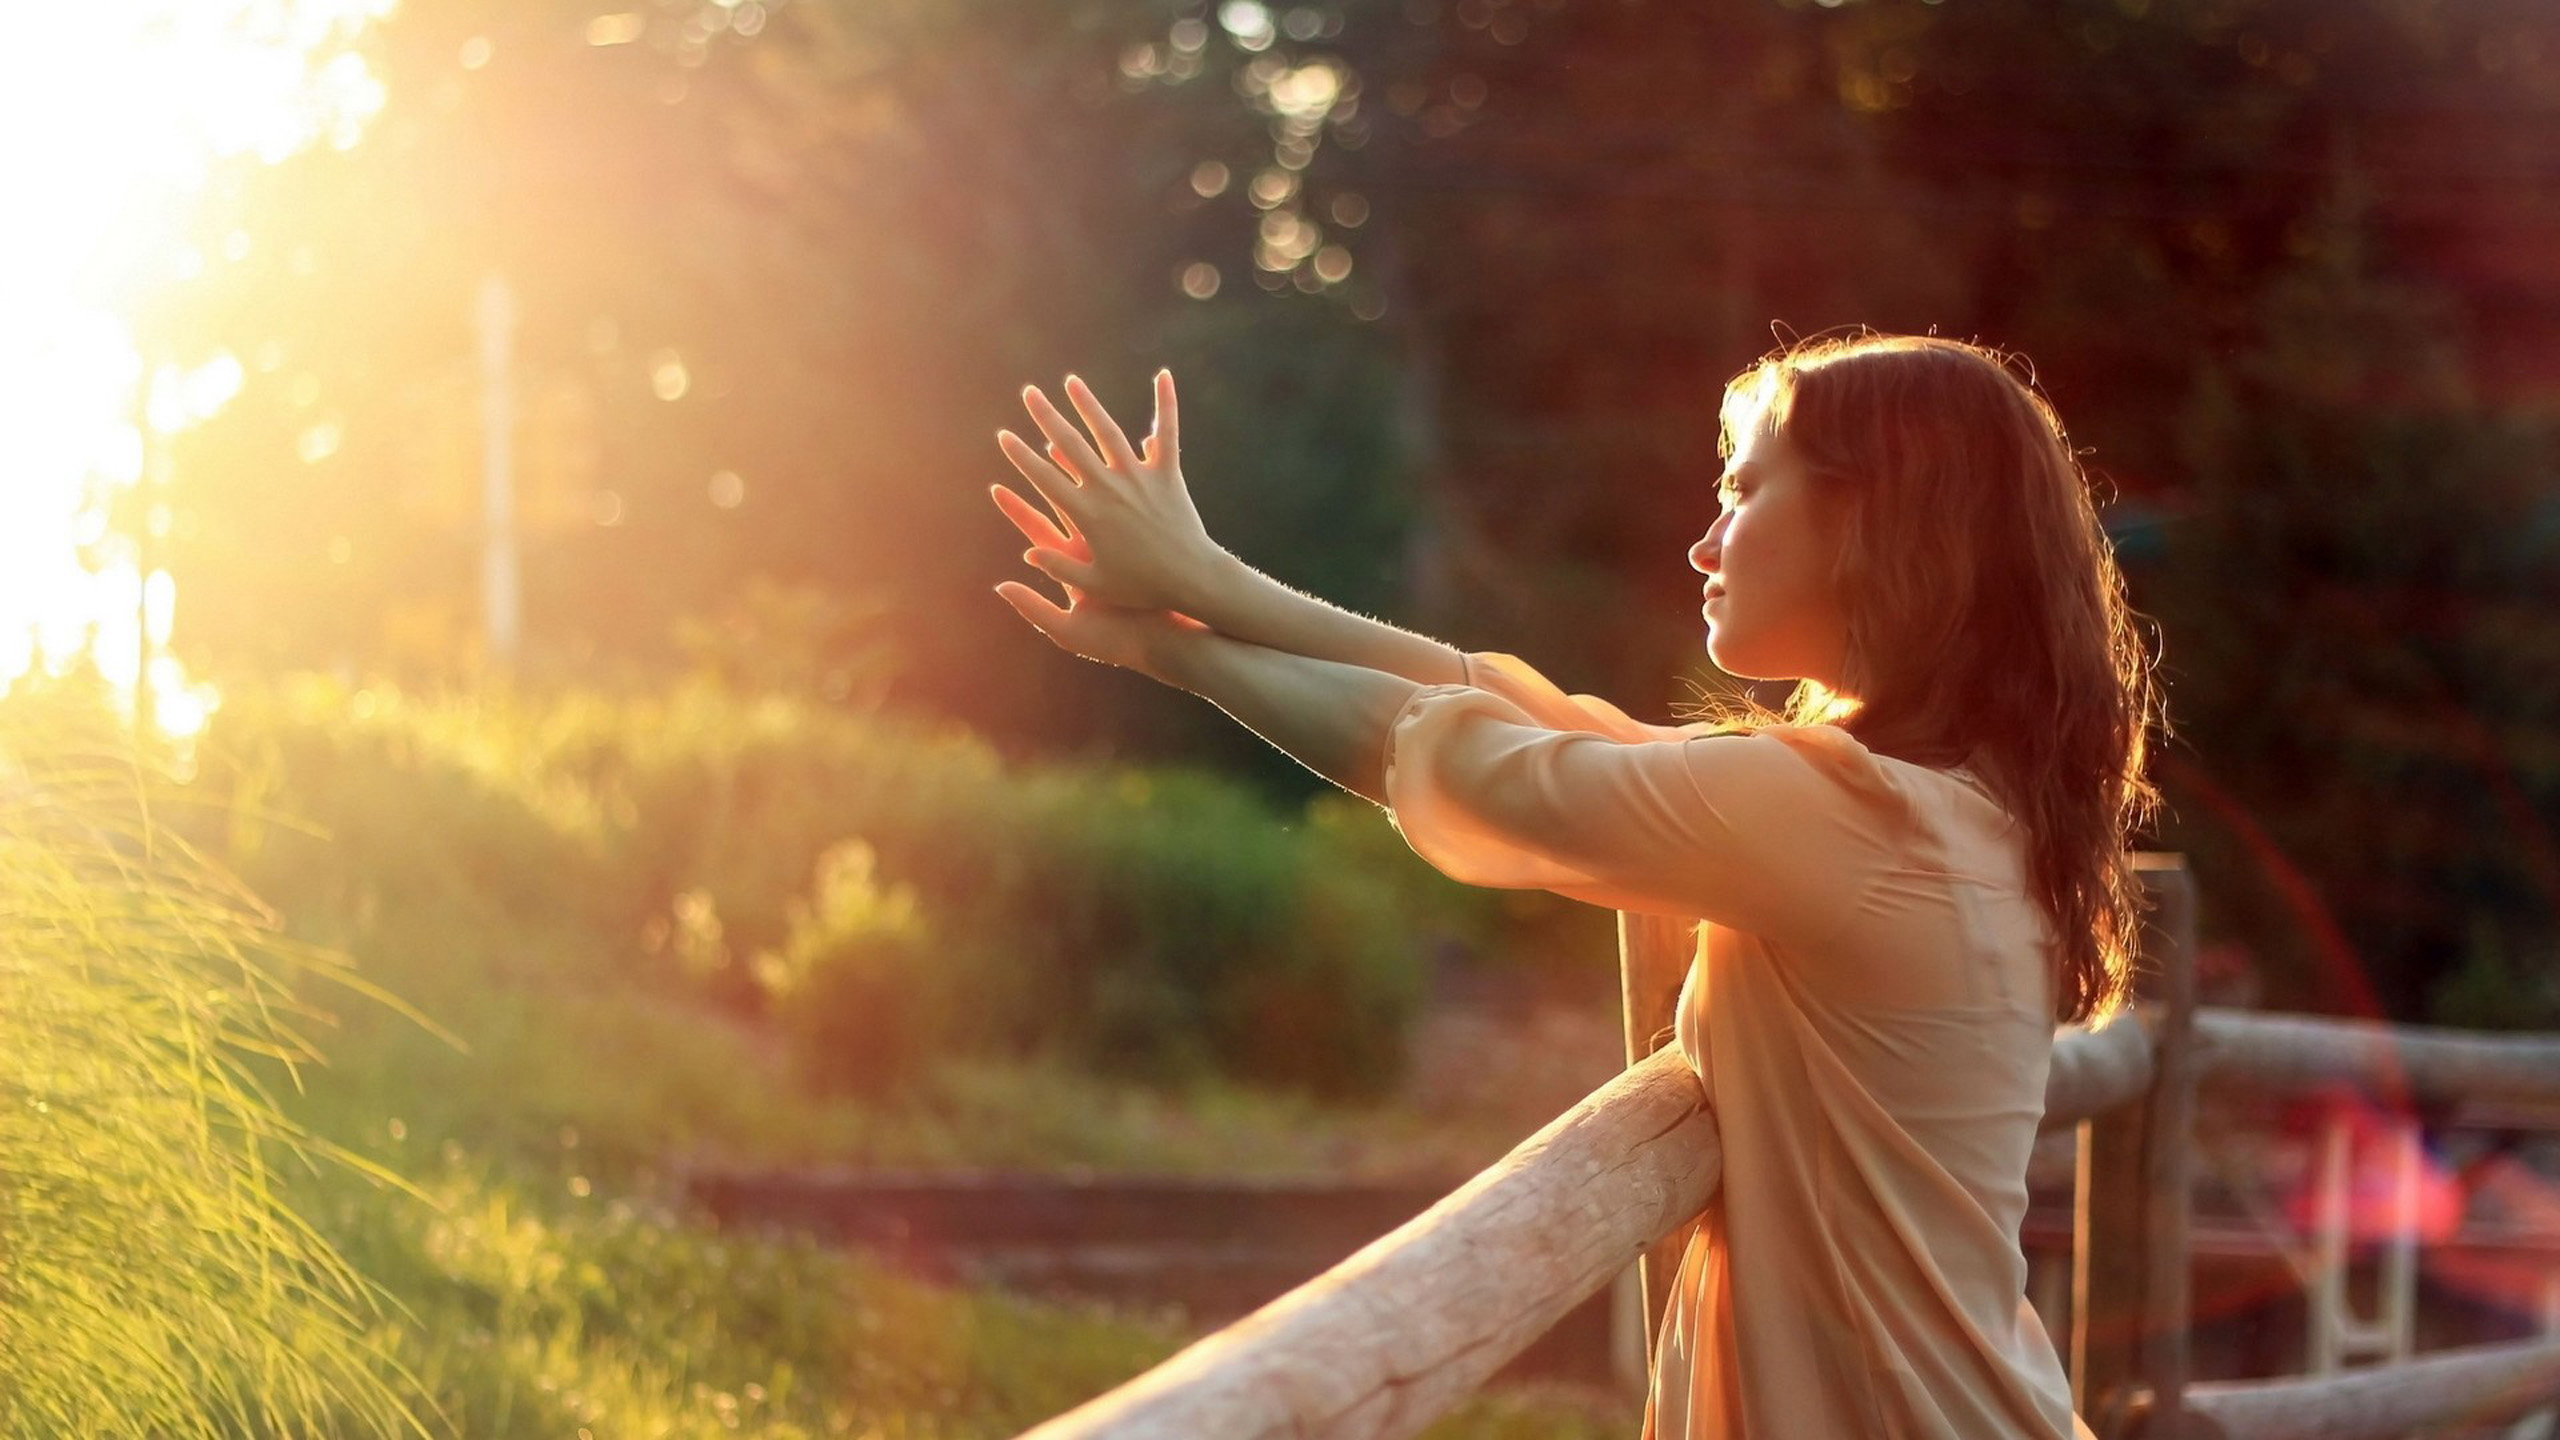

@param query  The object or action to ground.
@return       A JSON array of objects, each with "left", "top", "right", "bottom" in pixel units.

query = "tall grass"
[{"left": 0, "top": 680, "right": 427, "bottom": 1437}]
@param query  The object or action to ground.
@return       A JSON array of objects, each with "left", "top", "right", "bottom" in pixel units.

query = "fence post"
[
  {"left": 1618, "top": 911, "right": 1699, "bottom": 1388},
  {"left": 2075, "top": 854, "right": 2199, "bottom": 1439}
]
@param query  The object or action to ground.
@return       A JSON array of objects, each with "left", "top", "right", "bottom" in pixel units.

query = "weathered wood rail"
[{"left": 1016, "top": 856, "right": 2560, "bottom": 1440}]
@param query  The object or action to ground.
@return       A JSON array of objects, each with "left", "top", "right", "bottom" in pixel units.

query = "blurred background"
[{"left": 6, "top": 0, "right": 2559, "bottom": 1435}]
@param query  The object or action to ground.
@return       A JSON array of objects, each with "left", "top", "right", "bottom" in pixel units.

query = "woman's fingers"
[
  {"left": 1018, "top": 371, "right": 1178, "bottom": 475},
  {"left": 1063, "top": 375, "right": 1143, "bottom": 474},
  {"left": 989, "top": 483, "right": 1086, "bottom": 556},
  {"left": 994, "top": 580, "right": 1069, "bottom": 635},
  {"left": 1149, "top": 369, "right": 1178, "bottom": 465},
  {"left": 997, "top": 430, "right": 1087, "bottom": 525},
  {"left": 1023, "top": 385, "right": 1111, "bottom": 483},
  {"left": 1023, "top": 545, "right": 1099, "bottom": 591}
]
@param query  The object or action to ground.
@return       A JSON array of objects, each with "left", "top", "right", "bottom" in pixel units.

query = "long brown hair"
[{"left": 1706, "top": 333, "right": 2161, "bottom": 1027}]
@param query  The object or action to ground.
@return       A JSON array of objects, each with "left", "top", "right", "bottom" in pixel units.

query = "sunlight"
[{"left": 0, "top": 0, "right": 392, "bottom": 736}]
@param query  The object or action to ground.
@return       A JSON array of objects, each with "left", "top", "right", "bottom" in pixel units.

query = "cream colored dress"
[{"left": 1381, "top": 651, "right": 2097, "bottom": 1440}]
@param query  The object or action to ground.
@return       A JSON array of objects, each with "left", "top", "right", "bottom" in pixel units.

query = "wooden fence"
[{"left": 1016, "top": 857, "right": 2560, "bottom": 1440}]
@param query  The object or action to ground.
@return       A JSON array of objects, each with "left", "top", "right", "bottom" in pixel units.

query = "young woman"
[{"left": 988, "top": 333, "right": 2158, "bottom": 1440}]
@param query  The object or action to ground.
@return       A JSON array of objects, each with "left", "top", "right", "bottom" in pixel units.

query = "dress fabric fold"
[{"left": 1382, "top": 651, "right": 2097, "bottom": 1440}]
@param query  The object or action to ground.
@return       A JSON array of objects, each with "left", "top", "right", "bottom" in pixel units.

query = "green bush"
[
  {"left": 757, "top": 840, "right": 955, "bottom": 1097},
  {"left": 938, "top": 765, "right": 1426, "bottom": 1094},
  {"left": 185, "top": 677, "right": 1434, "bottom": 1109}
]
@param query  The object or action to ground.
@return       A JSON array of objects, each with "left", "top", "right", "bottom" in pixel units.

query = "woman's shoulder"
[
  {"left": 1679, "top": 723, "right": 1906, "bottom": 823},
  {"left": 1704, "top": 723, "right": 2008, "bottom": 825},
  {"left": 1699, "top": 721, "right": 1889, "bottom": 782}
]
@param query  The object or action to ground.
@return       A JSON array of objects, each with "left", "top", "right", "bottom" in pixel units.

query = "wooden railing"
[{"left": 1019, "top": 859, "right": 2560, "bottom": 1440}]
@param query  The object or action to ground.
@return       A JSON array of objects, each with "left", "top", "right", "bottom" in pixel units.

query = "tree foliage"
[{"left": 151, "top": 0, "right": 1415, "bottom": 793}]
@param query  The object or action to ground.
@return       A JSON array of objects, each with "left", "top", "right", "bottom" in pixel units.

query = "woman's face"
[{"left": 1690, "top": 420, "right": 1852, "bottom": 687}]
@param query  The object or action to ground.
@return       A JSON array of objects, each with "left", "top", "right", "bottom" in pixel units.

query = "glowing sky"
[{"left": 0, "top": 0, "right": 391, "bottom": 732}]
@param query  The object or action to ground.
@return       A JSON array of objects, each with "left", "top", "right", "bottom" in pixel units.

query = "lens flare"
[{"left": 0, "top": 0, "right": 391, "bottom": 736}]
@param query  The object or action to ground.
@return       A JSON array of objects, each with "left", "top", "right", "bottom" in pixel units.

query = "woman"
[{"left": 989, "top": 333, "right": 2158, "bottom": 1440}]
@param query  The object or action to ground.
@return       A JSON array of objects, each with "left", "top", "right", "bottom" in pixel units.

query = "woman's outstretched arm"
[
  {"left": 995, "top": 578, "right": 1843, "bottom": 928},
  {"left": 989, "top": 573, "right": 1419, "bottom": 806},
  {"left": 1181, "top": 549, "right": 1467, "bottom": 688},
  {"left": 1147, "top": 625, "right": 1424, "bottom": 807}
]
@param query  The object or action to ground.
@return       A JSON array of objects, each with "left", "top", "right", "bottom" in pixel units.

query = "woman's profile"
[{"left": 988, "top": 332, "right": 2159, "bottom": 1440}]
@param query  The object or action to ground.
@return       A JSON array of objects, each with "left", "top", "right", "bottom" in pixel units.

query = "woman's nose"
[{"left": 1691, "top": 522, "right": 1722, "bottom": 575}]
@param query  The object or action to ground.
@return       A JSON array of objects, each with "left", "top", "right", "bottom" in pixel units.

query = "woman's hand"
[
  {"left": 993, "top": 573, "right": 1210, "bottom": 680},
  {"left": 991, "top": 370, "right": 1228, "bottom": 616}
]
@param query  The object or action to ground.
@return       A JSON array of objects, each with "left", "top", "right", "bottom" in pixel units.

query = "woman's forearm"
[
  {"left": 1187, "top": 550, "right": 1468, "bottom": 688},
  {"left": 1147, "top": 625, "right": 1428, "bottom": 807}
]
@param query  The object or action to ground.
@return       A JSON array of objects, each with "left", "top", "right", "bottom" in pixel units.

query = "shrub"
[
  {"left": 757, "top": 840, "right": 956, "bottom": 1097},
  {"left": 185, "top": 677, "right": 1435, "bottom": 1109}
]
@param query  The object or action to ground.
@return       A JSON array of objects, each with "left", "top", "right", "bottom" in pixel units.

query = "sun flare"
[{"left": 0, "top": 0, "right": 391, "bottom": 735}]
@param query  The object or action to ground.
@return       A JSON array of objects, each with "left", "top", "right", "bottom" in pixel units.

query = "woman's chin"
[{"left": 1705, "top": 634, "right": 1787, "bottom": 684}]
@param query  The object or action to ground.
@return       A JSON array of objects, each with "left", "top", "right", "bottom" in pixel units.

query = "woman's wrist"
[
  {"left": 1143, "top": 615, "right": 1217, "bottom": 690},
  {"left": 1177, "top": 545, "right": 1251, "bottom": 630}
]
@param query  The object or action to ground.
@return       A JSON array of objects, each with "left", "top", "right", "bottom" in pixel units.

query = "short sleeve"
[
  {"left": 1460, "top": 650, "right": 1711, "bottom": 744},
  {"left": 1382, "top": 687, "right": 1903, "bottom": 941}
]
